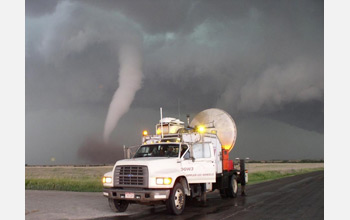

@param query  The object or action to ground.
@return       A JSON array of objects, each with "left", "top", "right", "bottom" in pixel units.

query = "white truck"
[{"left": 102, "top": 108, "right": 248, "bottom": 215}]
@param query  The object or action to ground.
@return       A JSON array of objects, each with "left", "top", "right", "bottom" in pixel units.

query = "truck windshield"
[{"left": 134, "top": 144, "right": 180, "bottom": 158}]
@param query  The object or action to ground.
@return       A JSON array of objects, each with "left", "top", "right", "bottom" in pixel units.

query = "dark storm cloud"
[
  {"left": 25, "top": 0, "right": 59, "bottom": 17},
  {"left": 25, "top": 0, "right": 323, "bottom": 164},
  {"left": 132, "top": 0, "right": 323, "bottom": 128},
  {"left": 26, "top": 0, "right": 143, "bottom": 111},
  {"left": 26, "top": 0, "right": 323, "bottom": 114},
  {"left": 84, "top": 0, "right": 195, "bottom": 34}
]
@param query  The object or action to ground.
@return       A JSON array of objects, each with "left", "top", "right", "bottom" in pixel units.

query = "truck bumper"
[{"left": 103, "top": 188, "right": 170, "bottom": 202}]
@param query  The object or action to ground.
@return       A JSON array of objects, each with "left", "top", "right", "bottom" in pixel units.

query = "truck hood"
[
  {"left": 113, "top": 157, "right": 181, "bottom": 188},
  {"left": 115, "top": 157, "right": 178, "bottom": 167}
]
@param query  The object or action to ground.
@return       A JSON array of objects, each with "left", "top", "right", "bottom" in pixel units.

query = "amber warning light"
[
  {"left": 142, "top": 130, "right": 148, "bottom": 136},
  {"left": 197, "top": 125, "right": 206, "bottom": 133}
]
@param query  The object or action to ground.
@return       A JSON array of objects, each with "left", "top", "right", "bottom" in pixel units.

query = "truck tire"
[
  {"left": 166, "top": 182, "right": 186, "bottom": 215},
  {"left": 227, "top": 175, "right": 238, "bottom": 198},
  {"left": 108, "top": 198, "right": 129, "bottom": 212}
]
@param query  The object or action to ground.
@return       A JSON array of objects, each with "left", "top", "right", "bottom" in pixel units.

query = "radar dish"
[{"left": 190, "top": 108, "right": 237, "bottom": 152}]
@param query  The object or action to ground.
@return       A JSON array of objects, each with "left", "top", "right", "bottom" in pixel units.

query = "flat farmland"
[
  {"left": 25, "top": 163, "right": 324, "bottom": 179},
  {"left": 25, "top": 166, "right": 114, "bottom": 179},
  {"left": 246, "top": 163, "right": 324, "bottom": 173}
]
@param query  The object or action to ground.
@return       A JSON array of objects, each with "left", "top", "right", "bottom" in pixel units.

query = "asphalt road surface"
[{"left": 25, "top": 171, "right": 323, "bottom": 220}]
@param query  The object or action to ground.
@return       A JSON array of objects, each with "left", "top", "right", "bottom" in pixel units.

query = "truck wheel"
[
  {"left": 166, "top": 182, "right": 186, "bottom": 215},
  {"left": 227, "top": 175, "right": 238, "bottom": 198},
  {"left": 108, "top": 198, "right": 129, "bottom": 212}
]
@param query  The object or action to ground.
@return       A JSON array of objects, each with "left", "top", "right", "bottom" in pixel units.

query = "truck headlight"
[
  {"left": 156, "top": 177, "right": 172, "bottom": 185},
  {"left": 102, "top": 176, "right": 112, "bottom": 184}
]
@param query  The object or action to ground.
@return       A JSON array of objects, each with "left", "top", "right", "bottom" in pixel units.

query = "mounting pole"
[
  {"left": 186, "top": 114, "right": 190, "bottom": 127},
  {"left": 160, "top": 107, "right": 164, "bottom": 138}
]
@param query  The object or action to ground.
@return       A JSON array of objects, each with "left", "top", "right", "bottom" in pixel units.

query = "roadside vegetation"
[
  {"left": 25, "top": 164, "right": 324, "bottom": 192},
  {"left": 25, "top": 166, "right": 112, "bottom": 192},
  {"left": 25, "top": 178, "right": 102, "bottom": 192},
  {"left": 246, "top": 159, "right": 324, "bottom": 163},
  {"left": 248, "top": 168, "right": 324, "bottom": 185}
]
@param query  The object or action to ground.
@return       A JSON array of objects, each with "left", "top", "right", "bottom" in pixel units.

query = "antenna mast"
[{"left": 160, "top": 107, "right": 164, "bottom": 138}]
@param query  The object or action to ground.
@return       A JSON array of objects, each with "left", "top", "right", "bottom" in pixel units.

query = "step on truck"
[{"left": 102, "top": 108, "right": 248, "bottom": 215}]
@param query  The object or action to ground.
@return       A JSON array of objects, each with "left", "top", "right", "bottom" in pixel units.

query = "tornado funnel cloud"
[{"left": 103, "top": 45, "right": 142, "bottom": 143}]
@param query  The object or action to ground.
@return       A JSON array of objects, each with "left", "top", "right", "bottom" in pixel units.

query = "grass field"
[
  {"left": 25, "top": 163, "right": 324, "bottom": 192},
  {"left": 247, "top": 168, "right": 323, "bottom": 184},
  {"left": 25, "top": 166, "right": 112, "bottom": 192}
]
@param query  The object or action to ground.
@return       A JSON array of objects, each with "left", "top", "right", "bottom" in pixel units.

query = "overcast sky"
[{"left": 25, "top": 0, "right": 323, "bottom": 165}]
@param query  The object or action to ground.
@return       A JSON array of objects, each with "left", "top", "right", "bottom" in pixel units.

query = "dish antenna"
[{"left": 190, "top": 108, "right": 237, "bottom": 152}]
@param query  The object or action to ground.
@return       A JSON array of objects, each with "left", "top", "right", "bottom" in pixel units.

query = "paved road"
[{"left": 26, "top": 171, "right": 323, "bottom": 220}]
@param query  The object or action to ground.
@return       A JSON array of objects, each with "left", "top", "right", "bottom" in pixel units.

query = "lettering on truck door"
[
  {"left": 181, "top": 143, "right": 216, "bottom": 183},
  {"left": 180, "top": 145, "right": 197, "bottom": 183}
]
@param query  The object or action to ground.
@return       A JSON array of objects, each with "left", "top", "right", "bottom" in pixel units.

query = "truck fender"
[{"left": 177, "top": 176, "right": 190, "bottom": 196}]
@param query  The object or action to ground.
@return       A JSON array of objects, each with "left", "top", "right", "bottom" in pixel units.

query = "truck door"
[{"left": 181, "top": 143, "right": 216, "bottom": 183}]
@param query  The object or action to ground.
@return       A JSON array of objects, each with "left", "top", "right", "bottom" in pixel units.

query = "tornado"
[{"left": 103, "top": 44, "right": 142, "bottom": 143}]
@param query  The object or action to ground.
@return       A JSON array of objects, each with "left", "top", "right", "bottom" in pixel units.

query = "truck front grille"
[{"left": 114, "top": 166, "right": 148, "bottom": 187}]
